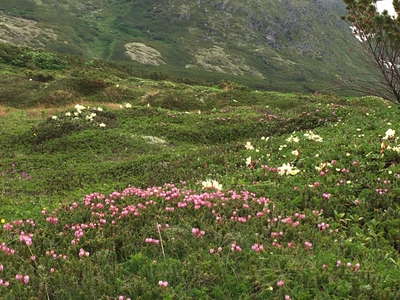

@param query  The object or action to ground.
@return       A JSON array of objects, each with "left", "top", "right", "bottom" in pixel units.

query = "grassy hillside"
[
  {"left": 0, "top": 0, "right": 376, "bottom": 92},
  {"left": 0, "top": 44, "right": 399, "bottom": 299}
]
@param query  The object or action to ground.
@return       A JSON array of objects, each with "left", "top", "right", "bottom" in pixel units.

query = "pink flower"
[
  {"left": 277, "top": 280, "right": 285, "bottom": 287},
  {"left": 15, "top": 274, "right": 29, "bottom": 284},
  {"left": 0, "top": 279, "right": 10, "bottom": 287},
  {"left": 271, "top": 231, "right": 284, "bottom": 238},
  {"left": 19, "top": 232, "right": 33, "bottom": 246},
  {"left": 353, "top": 263, "right": 361, "bottom": 272},
  {"left": 158, "top": 280, "right": 169, "bottom": 287},
  {"left": 287, "top": 242, "right": 296, "bottom": 248},
  {"left": 3, "top": 223, "right": 13, "bottom": 231},
  {"left": 317, "top": 223, "right": 330, "bottom": 231},
  {"left": 230, "top": 242, "right": 242, "bottom": 252},
  {"left": 0, "top": 265, "right": 3, "bottom": 272},
  {"left": 322, "top": 193, "right": 331, "bottom": 200},
  {"left": 145, "top": 238, "right": 160, "bottom": 245},
  {"left": 46, "top": 217, "right": 59, "bottom": 224},
  {"left": 285, "top": 296, "right": 292, "bottom": 300},
  {"left": 304, "top": 241, "right": 313, "bottom": 250},
  {"left": 191, "top": 228, "right": 205, "bottom": 238},
  {"left": 251, "top": 243, "right": 264, "bottom": 252},
  {"left": 79, "top": 248, "right": 90, "bottom": 257}
]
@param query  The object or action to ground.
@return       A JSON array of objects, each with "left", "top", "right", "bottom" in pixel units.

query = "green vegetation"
[
  {"left": 0, "top": 0, "right": 377, "bottom": 93},
  {"left": 0, "top": 43, "right": 399, "bottom": 299}
]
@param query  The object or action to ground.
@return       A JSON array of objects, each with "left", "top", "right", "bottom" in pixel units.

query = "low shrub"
[
  {"left": 0, "top": 184, "right": 396, "bottom": 299},
  {"left": 30, "top": 105, "right": 117, "bottom": 144}
]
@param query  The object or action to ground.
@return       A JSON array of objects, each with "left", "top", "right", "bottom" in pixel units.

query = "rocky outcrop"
[
  {"left": 189, "top": 46, "right": 264, "bottom": 78},
  {"left": 0, "top": 14, "right": 57, "bottom": 47},
  {"left": 124, "top": 43, "right": 166, "bottom": 66}
]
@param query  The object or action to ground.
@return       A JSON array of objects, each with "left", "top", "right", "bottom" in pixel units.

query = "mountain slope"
[
  {"left": 0, "top": 42, "right": 399, "bottom": 298},
  {"left": 0, "top": 0, "right": 373, "bottom": 91}
]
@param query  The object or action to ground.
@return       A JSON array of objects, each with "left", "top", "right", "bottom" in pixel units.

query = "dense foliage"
[{"left": 0, "top": 43, "right": 399, "bottom": 299}]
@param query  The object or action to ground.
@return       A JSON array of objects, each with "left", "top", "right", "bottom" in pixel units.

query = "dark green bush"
[
  {"left": 26, "top": 71, "right": 55, "bottom": 82},
  {"left": 0, "top": 43, "right": 66, "bottom": 70},
  {"left": 69, "top": 77, "right": 111, "bottom": 95},
  {"left": 31, "top": 109, "right": 118, "bottom": 144}
]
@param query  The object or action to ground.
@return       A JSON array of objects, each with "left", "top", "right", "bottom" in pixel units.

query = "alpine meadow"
[{"left": 0, "top": 1, "right": 399, "bottom": 299}]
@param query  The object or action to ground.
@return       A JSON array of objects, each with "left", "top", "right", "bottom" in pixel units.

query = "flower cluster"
[
  {"left": 303, "top": 131, "right": 323, "bottom": 142},
  {"left": 51, "top": 104, "right": 108, "bottom": 128},
  {"left": 15, "top": 274, "right": 29, "bottom": 285},
  {"left": 278, "top": 163, "right": 300, "bottom": 176},
  {"left": 251, "top": 243, "right": 264, "bottom": 252},
  {"left": 78, "top": 248, "right": 90, "bottom": 257},
  {"left": 191, "top": 228, "right": 205, "bottom": 238},
  {"left": 230, "top": 242, "right": 242, "bottom": 252},
  {"left": 201, "top": 179, "right": 223, "bottom": 191}
]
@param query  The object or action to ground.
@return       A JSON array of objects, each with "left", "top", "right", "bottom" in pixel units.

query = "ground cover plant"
[{"left": 0, "top": 45, "right": 399, "bottom": 299}]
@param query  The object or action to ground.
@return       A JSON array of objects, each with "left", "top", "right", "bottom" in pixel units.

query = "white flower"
[
  {"left": 286, "top": 135, "right": 300, "bottom": 143},
  {"left": 65, "top": 112, "right": 72, "bottom": 117},
  {"left": 124, "top": 103, "right": 132, "bottom": 109},
  {"left": 291, "top": 150, "right": 300, "bottom": 157},
  {"left": 304, "top": 131, "right": 323, "bottom": 142},
  {"left": 278, "top": 163, "right": 300, "bottom": 176},
  {"left": 74, "top": 104, "right": 86, "bottom": 112},
  {"left": 51, "top": 115, "right": 58, "bottom": 120},
  {"left": 97, "top": 107, "right": 103, "bottom": 112},
  {"left": 202, "top": 179, "right": 223, "bottom": 191},
  {"left": 261, "top": 136, "right": 270, "bottom": 141},
  {"left": 315, "top": 162, "right": 332, "bottom": 172},
  {"left": 99, "top": 123, "right": 106, "bottom": 128},
  {"left": 278, "top": 144, "right": 287, "bottom": 151},
  {"left": 245, "top": 142, "right": 254, "bottom": 150},
  {"left": 388, "top": 145, "right": 400, "bottom": 153},
  {"left": 383, "top": 129, "right": 395, "bottom": 140},
  {"left": 245, "top": 156, "right": 252, "bottom": 167}
]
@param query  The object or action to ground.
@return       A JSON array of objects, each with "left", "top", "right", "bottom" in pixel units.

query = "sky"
[{"left": 376, "top": 0, "right": 397, "bottom": 16}]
